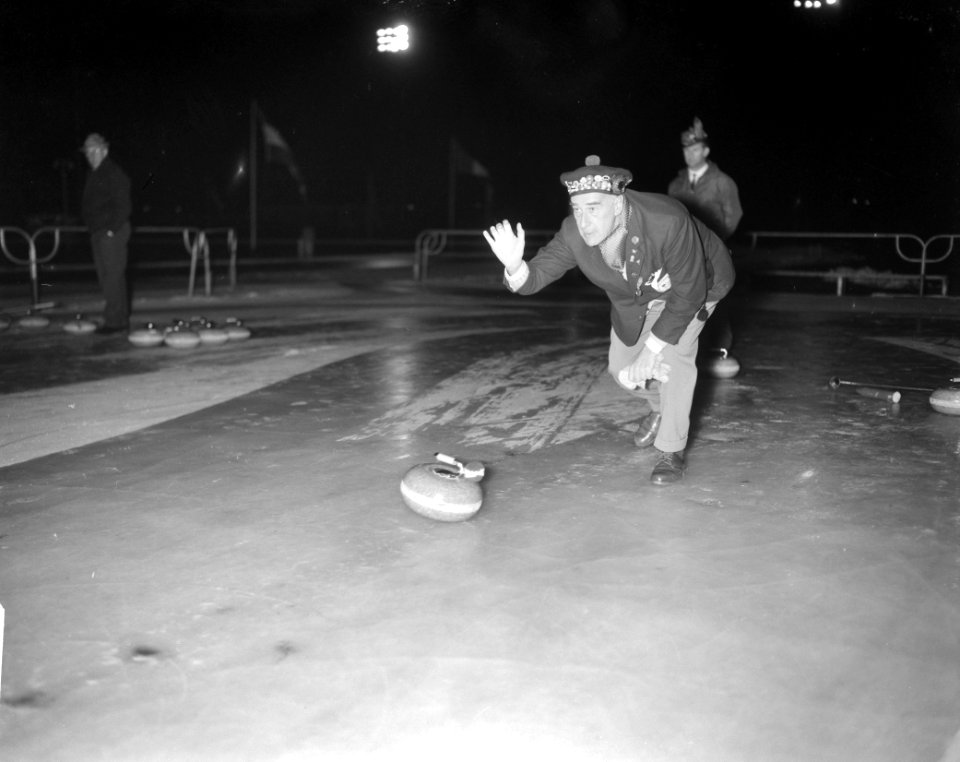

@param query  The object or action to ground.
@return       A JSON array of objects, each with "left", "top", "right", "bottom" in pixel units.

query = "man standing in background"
[
  {"left": 668, "top": 118, "right": 742, "bottom": 353},
  {"left": 668, "top": 117, "right": 742, "bottom": 241},
  {"left": 81, "top": 132, "right": 132, "bottom": 335}
]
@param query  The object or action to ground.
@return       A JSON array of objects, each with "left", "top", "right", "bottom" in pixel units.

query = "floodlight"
[{"left": 377, "top": 24, "right": 410, "bottom": 53}]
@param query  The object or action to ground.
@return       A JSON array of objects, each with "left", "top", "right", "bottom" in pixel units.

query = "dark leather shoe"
[
  {"left": 633, "top": 411, "right": 662, "bottom": 448},
  {"left": 651, "top": 449, "right": 684, "bottom": 485}
]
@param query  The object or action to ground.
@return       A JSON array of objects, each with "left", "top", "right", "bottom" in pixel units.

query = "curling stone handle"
[
  {"left": 434, "top": 452, "right": 464, "bottom": 471},
  {"left": 433, "top": 452, "right": 485, "bottom": 481}
]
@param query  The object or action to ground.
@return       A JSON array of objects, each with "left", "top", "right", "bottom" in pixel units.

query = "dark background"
[{"left": 2, "top": 0, "right": 958, "bottom": 241}]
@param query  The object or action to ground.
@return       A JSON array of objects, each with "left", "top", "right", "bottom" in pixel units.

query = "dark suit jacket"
[
  {"left": 667, "top": 162, "right": 743, "bottom": 241},
  {"left": 82, "top": 156, "right": 131, "bottom": 235},
  {"left": 514, "top": 190, "right": 735, "bottom": 346}
]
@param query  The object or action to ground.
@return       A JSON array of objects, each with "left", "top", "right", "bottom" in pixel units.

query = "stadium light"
[
  {"left": 794, "top": 0, "right": 838, "bottom": 7},
  {"left": 377, "top": 24, "right": 410, "bottom": 53}
]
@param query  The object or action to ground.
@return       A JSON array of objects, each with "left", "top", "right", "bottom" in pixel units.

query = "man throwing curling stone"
[{"left": 483, "top": 155, "right": 734, "bottom": 485}]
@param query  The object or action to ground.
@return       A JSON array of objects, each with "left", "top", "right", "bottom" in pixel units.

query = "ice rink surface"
[{"left": 1, "top": 264, "right": 959, "bottom": 761}]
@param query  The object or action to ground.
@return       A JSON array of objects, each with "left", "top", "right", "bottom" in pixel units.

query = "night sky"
[{"left": 2, "top": 0, "right": 959, "bottom": 239}]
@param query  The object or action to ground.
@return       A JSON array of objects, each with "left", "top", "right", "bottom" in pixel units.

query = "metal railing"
[
  {"left": 412, "top": 227, "right": 958, "bottom": 295},
  {"left": 748, "top": 231, "right": 956, "bottom": 296},
  {"left": 413, "top": 228, "right": 556, "bottom": 281},
  {"left": 0, "top": 225, "right": 237, "bottom": 307}
]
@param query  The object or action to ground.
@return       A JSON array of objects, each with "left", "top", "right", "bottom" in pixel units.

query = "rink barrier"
[
  {"left": 416, "top": 228, "right": 955, "bottom": 295},
  {"left": 759, "top": 269, "right": 948, "bottom": 297},
  {"left": 0, "top": 225, "right": 237, "bottom": 308},
  {"left": 413, "top": 228, "right": 556, "bottom": 282},
  {"left": 748, "top": 231, "right": 954, "bottom": 297}
]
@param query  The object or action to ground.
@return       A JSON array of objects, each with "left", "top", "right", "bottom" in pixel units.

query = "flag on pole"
[
  {"left": 260, "top": 111, "right": 307, "bottom": 199},
  {"left": 448, "top": 137, "right": 491, "bottom": 227},
  {"left": 450, "top": 138, "right": 489, "bottom": 178}
]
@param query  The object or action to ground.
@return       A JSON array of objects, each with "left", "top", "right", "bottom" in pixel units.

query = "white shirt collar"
[{"left": 688, "top": 164, "right": 709, "bottom": 183}]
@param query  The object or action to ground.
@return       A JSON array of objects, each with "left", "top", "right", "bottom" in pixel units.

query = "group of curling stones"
[
  {"left": 128, "top": 316, "right": 251, "bottom": 348},
  {"left": 2, "top": 311, "right": 252, "bottom": 350}
]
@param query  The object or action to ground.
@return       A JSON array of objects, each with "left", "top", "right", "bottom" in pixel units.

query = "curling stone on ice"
[
  {"left": 197, "top": 320, "right": 230, "bottom": 345},
  {"left": 163, "top": 323, "right": 201, "bottom": 349},
  {"left": 400, "top": 452, "right": 486, "bottom": 522},
  {"left": 128, "top": 322, "right": 165, "bottom": 347},
  {"left": 223, "top": 317, "right": 251, "bottom": 340},
  {"left": 17, "top": 310, "right": 50, "bottom": 329},
  {"left": 929, "top": 380, "right": 960, "bottom": 416},
  {"left": 63, "top": 313, "right": 97, "bottom": 335},
  {"left": 704, "top": 348, "right": 740, "bottom": 379}
]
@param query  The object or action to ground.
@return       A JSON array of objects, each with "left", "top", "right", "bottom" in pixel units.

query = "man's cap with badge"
[
  {"left": 680, "top": 118, "right": 708, "bottom": 147},
  {"left": 561, "top": 155, "right": 632, "bottom": 197}
]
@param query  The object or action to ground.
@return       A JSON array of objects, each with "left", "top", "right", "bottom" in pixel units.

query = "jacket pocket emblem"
[{"left": 644, "top": 268, "right": 672, "bottom": 293}]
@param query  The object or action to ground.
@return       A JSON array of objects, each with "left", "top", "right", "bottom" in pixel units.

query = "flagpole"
[
  {"left": 447, "top": 137, "right": 456, "bottom": 228},
  {"left": 249, "top": 99, "right": 258, "bottom": 254}
]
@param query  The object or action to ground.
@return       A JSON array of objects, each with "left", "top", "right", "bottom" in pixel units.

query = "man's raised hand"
[{"left": 483, "top": 220, "right": 525, "bottom": 274}]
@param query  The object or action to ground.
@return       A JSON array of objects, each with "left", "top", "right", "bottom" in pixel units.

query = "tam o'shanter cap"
[
  {"left": 680, "top": 117, "right": 708, "bottom": 147},
  {"left": 561, "top": 155, "right": 632, "bottom": 196}
]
